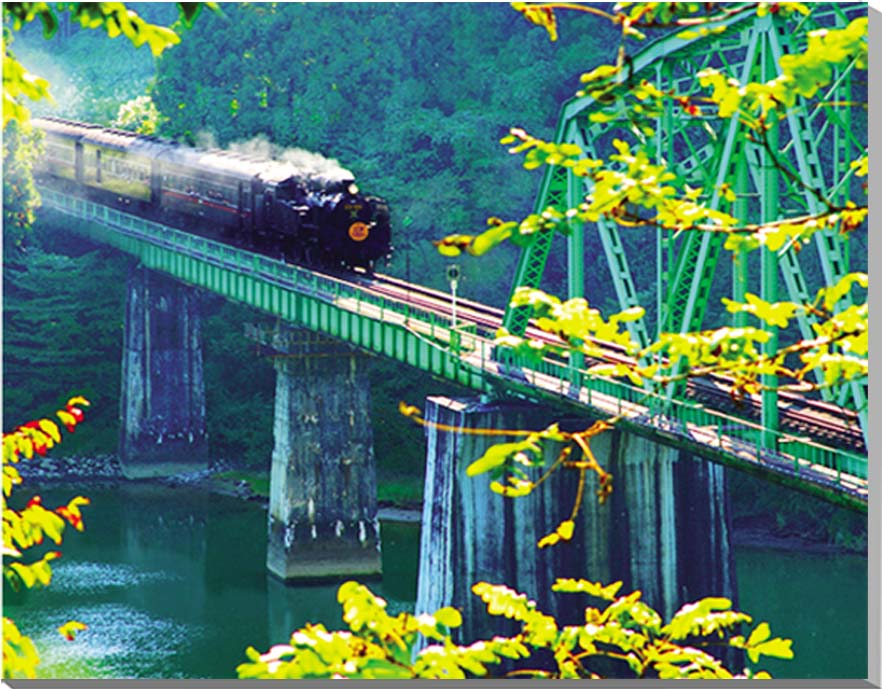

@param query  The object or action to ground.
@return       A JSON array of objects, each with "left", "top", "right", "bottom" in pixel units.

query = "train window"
[
  {"left": 47, "top": 142, "right": 74, "bottom": 162},
  {"left": 165, "top": 173, "right": 198, "bottom": 194}
]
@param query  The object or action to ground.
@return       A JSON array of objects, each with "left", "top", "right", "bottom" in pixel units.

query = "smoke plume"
[{"left": 227, "top": 134, "right": 353, "bottom": 184}]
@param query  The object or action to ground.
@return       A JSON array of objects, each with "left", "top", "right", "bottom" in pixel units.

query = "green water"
[
  {"left": 4, "top": 482, "right": 867, "bottom": 679},
  {"left": 735, "top": 546, "right": 867, "bottom": 679}
]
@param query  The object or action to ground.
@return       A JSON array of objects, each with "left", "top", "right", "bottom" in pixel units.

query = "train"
[{"left": 32, "top": 117, "right": 393, "bottom": 272}]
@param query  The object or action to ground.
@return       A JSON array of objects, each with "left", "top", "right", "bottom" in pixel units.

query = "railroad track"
[{"left": 326, "top": 269, "right": 865, "bottom": 454}]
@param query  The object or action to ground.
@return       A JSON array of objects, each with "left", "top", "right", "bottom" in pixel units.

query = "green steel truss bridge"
[{"left": 38, "top": 5, "right": 868, "bottom": 510}]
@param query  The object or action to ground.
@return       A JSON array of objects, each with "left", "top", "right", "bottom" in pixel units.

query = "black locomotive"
[{"left": 32, "top": 117, "right": 392, "bottom": 271}]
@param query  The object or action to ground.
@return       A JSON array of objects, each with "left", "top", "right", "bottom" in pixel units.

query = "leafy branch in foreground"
[
  {"left": 436, "top": 5, "right": 867, "bottom": 263},
  {"left": 399, "top": 402, "right": 612, "bottom": 549},
  {"left": 434, "top": 4, "right": 866, "bottom": 548},
  {"left": 2, "top": 396, "right": 91, "bottom": 679},
  {"left": 436, "top": 3, "right": 867, "bottom": 405},
  {"left": 3, "top": 2, "right": 216, "bottom": 128},
  {"left": 238, "top": 579, "right": 791, "bottom": 679},
  {"left": 499, "top": 271, "right": 867, "bottom": 399},
  {"left": 515, "top": 1, "right": 813, "bottom": 42}
]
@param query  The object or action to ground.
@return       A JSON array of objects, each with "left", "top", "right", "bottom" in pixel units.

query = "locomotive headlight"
[{"left": 347, "top": 183, "right": 359, "bottom": 195}]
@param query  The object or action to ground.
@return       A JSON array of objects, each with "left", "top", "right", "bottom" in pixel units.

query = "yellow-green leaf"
[{"left": 58, "top": 620, "right": 88, "bottom": 641}]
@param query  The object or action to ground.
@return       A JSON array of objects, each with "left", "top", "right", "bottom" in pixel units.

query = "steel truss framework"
[{"left": 501, "top": 4, "right": 868, "bottom": 448}]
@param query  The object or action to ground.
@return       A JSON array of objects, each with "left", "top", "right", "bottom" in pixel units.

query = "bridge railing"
[
  {"left": 43, "top": 190, "right": 867, "bottom": 490},
  {"left": 46, "top": 188, "right": 469, "bottom": 354},
  {"left": 502, "top": 346, "right": 867, "bottom": 485}
]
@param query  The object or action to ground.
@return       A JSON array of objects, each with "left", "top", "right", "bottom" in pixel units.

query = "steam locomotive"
[{"left": 32, "top": 117, "right": 393, "bottom": 271}]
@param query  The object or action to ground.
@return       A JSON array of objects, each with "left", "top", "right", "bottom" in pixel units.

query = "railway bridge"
[{"left": 33, "top": 3, "right": 867, "bottom": 627}]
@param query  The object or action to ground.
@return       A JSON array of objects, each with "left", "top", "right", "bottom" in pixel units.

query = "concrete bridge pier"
[
  {"left": 263, "top": 327, "right": 381, "bottom": 581},
  {"left": 119, "top": 265, "right": 208, "bottom": 478},
  {"left": 416, "top": 396, "right": 735, "bottom": 643}
]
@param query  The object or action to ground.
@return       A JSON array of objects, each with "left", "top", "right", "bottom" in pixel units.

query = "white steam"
[
  {"left": 223, "top": 134, "right": 353, "bottom": 184},
  {"left": 278, "top": 147, "right": 353, "bottom": 184}
]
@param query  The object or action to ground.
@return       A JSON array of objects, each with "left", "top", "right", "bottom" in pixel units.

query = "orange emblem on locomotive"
[{"left": 348, "top": 221, "right": 370, "bottom": 242}]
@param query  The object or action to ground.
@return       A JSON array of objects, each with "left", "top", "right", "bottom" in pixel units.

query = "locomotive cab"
[{"left": 266, "top": 181, "right": 308, "bottom": 235}]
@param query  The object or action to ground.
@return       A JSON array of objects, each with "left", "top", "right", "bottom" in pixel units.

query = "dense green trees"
[
  {"left": 2, "top": 2, "right": 867, "bottom": 679},
  {"left": 2, "top": 120, "right": 42, "bottom": 250},
  {"left": 2, "top": 229, "right": 128, "bottom": 450}
]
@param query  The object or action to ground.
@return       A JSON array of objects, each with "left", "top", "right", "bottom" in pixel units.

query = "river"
[{"left": 4, "top": 482, "right": 867, "bottom": 679}]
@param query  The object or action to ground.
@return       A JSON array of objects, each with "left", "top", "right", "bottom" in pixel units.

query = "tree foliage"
[
  {"left": 238, "top": 578, "right": 790, "bottom": 680},
  {"left": 3, "top": 2, "right": 212, "bottom": 128},
  {"left": 2, "top": 118, "right": 42, "bottom": 250},
  {"left": 2, "top": 243, "right": 128, "bottom": 447},
  {"left": 112, "top": 94, "right": 165, "bottom": 135},
  {"left": 2, "top": 397, "right": 91, "bottom": 679}
]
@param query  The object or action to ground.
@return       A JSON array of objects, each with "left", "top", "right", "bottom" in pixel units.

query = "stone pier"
[
  {"left": 416, "top": 396, "right": 735, "bottom": 642},
  {"left": 119, "top": 266, "right": 207, "bottom": 478},
  {"left": 263, "top": 327, "right": 381, "bottom": 581}
]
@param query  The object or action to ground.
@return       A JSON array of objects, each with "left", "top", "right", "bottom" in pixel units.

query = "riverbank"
[
  {"left": 15, "top": 456, "right": 425, "bottom": 522},
  {"left": 15, "top": 455, "right": 866, "bottom": 554}
]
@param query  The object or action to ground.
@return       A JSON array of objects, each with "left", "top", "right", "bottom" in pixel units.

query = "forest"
[{"left": 2, "top": 1, "right": 869, "bottom": 681}]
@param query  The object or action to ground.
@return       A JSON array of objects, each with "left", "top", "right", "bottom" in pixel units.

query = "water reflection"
[
  {"left": 3, "top": 481, "right": 865, "bottom": 679},
  {"left": 266, "top": 577, "right": 341, "bottom": 645},
  {"left": 24, "top": 602, "right": 197, "bottom": 679},
  {"left": 4, "top": 482, "right": 419, "bottom": 679},
  {"left": 736, "top": 546, "right": 868, "bottom": 679}
]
